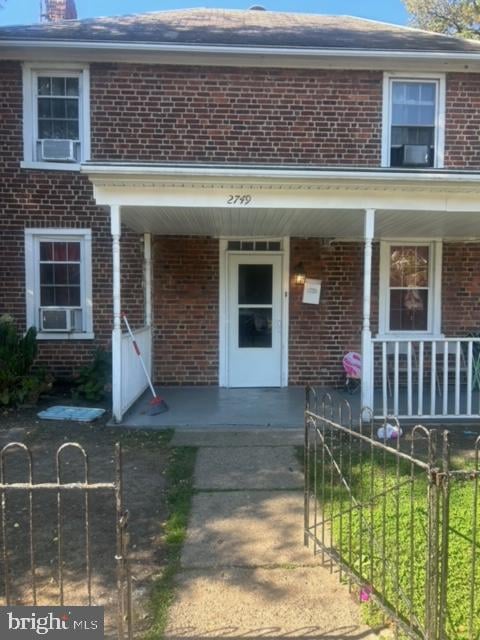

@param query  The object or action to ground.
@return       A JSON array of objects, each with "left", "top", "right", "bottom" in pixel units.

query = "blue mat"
[{"left": 37, "top": 406, "right": 105, "bottom": 422}]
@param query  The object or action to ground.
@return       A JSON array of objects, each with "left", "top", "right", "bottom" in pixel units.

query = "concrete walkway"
[{"left": 165, "top": 430, "right": 381, "bottom": 639}]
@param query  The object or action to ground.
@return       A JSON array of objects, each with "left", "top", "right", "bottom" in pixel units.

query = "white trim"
[
  {"left": 361, "top": 209, "right": 375, "bottom": 412},
  {"left": 22, "top": 62, "right": 90, "bottom": 168},
  {"left": 281, "top": 236, "right": 290, "bottom": 387},
  {"left": 381, "top": 72, "right": 446, "bottom": 169},
  {"left": 6, "top": 38, "right": 480, "bottom": 63},
  {"left": 220, "top": 237, "right": 288, "bottom": 387},
  {"left": 21, "top": 161, "right": 81, "bottom": 171},
  {"left": 111, "top": 205, "right": 123, "bottom": 423},
  {"left": 36, "top": 332, "right": 95, "bottom": 340},
  {"left": 24, "top": 228, "right": 93, "bottom": 339},
  {"left": 144, "top": 233, "right": 152, "bottom": 327},
  {"left": 82, "top": 163, "right": 480, "bottom": 185},
  {"left": 218, "top": 238, "right": 228, "bottom": 387},
  {"left": 378, "top": 239, "right": 442, "bottom": 336}
]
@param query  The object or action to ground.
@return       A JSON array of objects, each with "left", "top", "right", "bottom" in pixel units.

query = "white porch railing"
[
  {"left": 372, "top": 338, "right": 480, "bottom": 419},
  {"left": 120, "top": 326, "right": 152, "bottom": 416}
]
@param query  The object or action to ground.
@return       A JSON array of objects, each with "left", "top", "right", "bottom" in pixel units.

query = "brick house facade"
[{"left": 2, "top": 8, "right": 480, "bottom": 420}]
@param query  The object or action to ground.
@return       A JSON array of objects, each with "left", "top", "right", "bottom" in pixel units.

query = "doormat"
[{"left": 37, "top": 406, "right": 105, "bottom": 422}]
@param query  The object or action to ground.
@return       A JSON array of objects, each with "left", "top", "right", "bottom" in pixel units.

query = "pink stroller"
[{"left": 343, "top": 351, "right": 361, "bottom": 394}]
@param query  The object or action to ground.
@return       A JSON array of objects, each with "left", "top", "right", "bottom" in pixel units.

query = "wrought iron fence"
[
  {"left": 0, "top": 441, "right": 133, "bottom": 640},
  {"left": 304, "top": 386, "right": 480, "bottom": 640}
]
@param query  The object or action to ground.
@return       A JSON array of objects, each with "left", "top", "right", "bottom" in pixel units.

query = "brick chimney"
[{"left": 43, "top": 0, "right": 77, "bottom": 22}]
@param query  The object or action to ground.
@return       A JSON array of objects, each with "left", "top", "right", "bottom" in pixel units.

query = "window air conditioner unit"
[
  {"left": 39, "top": 139, "right": 76, "bottom": 162},
  {"left": 40, "top": 308, "right": 82, "bottom": 332},
  {"left": 403, "top": 144, "right": 430, "bottom": 166}
]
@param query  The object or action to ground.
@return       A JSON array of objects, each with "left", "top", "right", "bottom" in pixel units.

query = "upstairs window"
[
  {"left": 382, "top": 74, "right": 445, "bottom": 169},
  {"left": 22, "top": 64, "right": 90, "bottom": 169}
]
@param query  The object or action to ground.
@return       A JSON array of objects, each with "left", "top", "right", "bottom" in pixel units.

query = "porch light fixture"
[{"left": 293, "top": 262, "right": 306, "bottom": 285}]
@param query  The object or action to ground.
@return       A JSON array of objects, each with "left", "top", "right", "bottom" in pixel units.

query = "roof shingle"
[{"left": 1, "top": 7, "right": 480, "bottom": 53}]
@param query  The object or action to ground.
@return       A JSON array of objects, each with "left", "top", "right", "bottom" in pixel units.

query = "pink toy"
[
  {"left": 343, "top": 351, "right": 362, "bottom": 393},
  {"left": 343, "top": 351, "right": 362, "bottom": 379}
]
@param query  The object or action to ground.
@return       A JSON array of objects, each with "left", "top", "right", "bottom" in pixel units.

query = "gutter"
[
  {"left": 2, "top": 39, "right": 480, "bottom": 63},
  {"left": 81, "top": 164, "right": 480, "bottom": 184}
]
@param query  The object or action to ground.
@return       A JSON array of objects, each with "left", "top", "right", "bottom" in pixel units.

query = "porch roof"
[{"left": 83, "top": 164, "right": 480, "bottom": 239}]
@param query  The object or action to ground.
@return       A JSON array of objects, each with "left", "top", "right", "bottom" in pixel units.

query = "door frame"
[{"left": 219, "top": 237, "right": 290, "bottom": 387}]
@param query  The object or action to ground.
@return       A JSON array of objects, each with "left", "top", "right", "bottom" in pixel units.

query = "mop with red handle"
[{"left": 122, "top": 313, "right": 169, "bottom": 415}]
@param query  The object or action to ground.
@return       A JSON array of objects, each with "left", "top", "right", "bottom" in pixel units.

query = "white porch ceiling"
[
  {"left": 121, "top": 206, "right": 480, "bottom": 239},
  {"left": 121, "top": 206, "right": 365, "bottom": 237},
  {"left": 375, "top": 210, "right": 480, "bottom": 238}
]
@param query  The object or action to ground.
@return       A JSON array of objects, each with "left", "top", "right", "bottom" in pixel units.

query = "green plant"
[
  {"left": 0, "top": 314, "right": 52, "bottom": 406},
  {"left": 144, "top": 446, "right": 197, "bottom": 640},
  {"left": 73, "top": 348, "right": 112, "bottom": 402}
]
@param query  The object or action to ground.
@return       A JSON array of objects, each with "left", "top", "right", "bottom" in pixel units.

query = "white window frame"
[
  {"left": 378, "top": 239, "right": 442, "bottom": 338},
  {"left": 21, "top": 63, "right": 90, "bottom": 171},
  {"left": 381, "top": 72, "right": 446, "bottom": 169},
  {"left": 24, "top": 228, "right": 94, "bottom": 340}
]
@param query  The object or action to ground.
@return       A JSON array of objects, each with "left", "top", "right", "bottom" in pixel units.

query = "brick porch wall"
[
  {"left": 149, "top": 239, "right": 480, "bottom": 387},
  {"left": 288, "top": 239, "right": 364, "bottom": 386},
  {"left": 152, "top": 236, "right": 219, "bottom": 385},
  {"left": 442, "top": 243, "right": 480, "bottom": 335}
]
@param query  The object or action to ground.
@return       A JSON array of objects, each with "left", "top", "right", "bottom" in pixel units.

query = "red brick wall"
[
  {"left": 289, "top": 239, "right": 364, "bottom": 386},
  {"left": 442, "top": 243, "right": 480, "bottom": 335},
  {"left": 90, "top": 64, "right": 383, "bottom": 165},
  {"left": 0, "top": 61, "right": 145, "bottom": 380},
  {"left": 4, "top": 54, "right": 480, "bottom": 388},
  {"left": 445, "top": 74, "right": 480, "bottom": 169},
  {"left": 152, "top": 236, "right": 219, "bottom": 385}
]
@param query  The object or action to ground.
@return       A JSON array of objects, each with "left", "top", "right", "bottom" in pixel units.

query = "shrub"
[
  {"left": 0, "top": 314, "right": 53, "bottom": 406},
  {"left": 72, "top": 348, "right": 111, "bottom": 402}
]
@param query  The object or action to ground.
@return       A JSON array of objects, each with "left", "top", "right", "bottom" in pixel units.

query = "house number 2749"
[{"left": 227, "top": 194, "right": 252, "bottom": 205}]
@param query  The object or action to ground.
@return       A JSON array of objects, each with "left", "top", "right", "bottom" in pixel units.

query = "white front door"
[{"left": 227, "top": 254, "right": 283, "bottom": 387}]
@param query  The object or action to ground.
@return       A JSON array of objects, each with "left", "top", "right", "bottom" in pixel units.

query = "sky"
[{"left": 0, "top": 0, "right": 410, "bottom": 27}]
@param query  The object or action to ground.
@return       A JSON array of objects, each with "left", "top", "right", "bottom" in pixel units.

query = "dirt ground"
[{"left": 0, "top": 394, "right": 171, "bottom": 638}]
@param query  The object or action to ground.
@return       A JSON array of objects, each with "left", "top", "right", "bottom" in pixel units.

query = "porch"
[
  {"left": 116, "top": 384, "right": 480, "bottom": 429},
  {"left": 82, "top": 164, "right": 480, "bottom": 424}
]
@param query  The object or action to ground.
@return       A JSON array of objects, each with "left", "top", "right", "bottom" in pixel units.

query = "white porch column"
[
  {"left": 143, "top": 232, "right": 153, "bottom": 380},
  {"left": 144, "top": 233, "right": 152, "bottom": 327},
  {"left": 361, "top": 209, "right": 375, "bottom": 412},
  {"left": 111, "top": 205, "right": 123, "bottom": 423}
]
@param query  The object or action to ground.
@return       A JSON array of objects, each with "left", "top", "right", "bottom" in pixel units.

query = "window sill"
[
  {"left": 21, "top": 161, "right": 81, "bottom": 172},
  {"left": 36, "top": 332, "right": 94, "bottom": 341}
]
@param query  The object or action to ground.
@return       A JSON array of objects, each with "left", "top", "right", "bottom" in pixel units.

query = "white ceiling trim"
[{"left": 86, "top": 167, "right": 480, "bottom": 214}]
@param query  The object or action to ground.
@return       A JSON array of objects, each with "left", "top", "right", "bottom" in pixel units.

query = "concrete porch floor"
[
  {"left": 118, "top": 386, "right": 306, "bottom": 429},
  {"left": 118, "top": 385, "right": 360, "bottom": 429},
  {"left": 116, "top": 385, "right": 480, "bottom": 429}
]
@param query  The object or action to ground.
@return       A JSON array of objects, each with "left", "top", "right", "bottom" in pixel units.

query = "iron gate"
[
  {"left": 304, "top": 386, "right": 480, "bottom": 640},
  {"left": 0, "top": 441, "right": 133, "bottom": 640}
]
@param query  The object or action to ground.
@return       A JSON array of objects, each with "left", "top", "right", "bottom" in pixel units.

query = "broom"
[{"left": 122, "top": 313, "right": 169, "bottom": 415}]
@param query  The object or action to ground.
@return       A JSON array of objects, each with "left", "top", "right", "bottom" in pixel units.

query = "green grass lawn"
[{"left": 302, "top": 443, "right": 480, "bottom": 639}]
